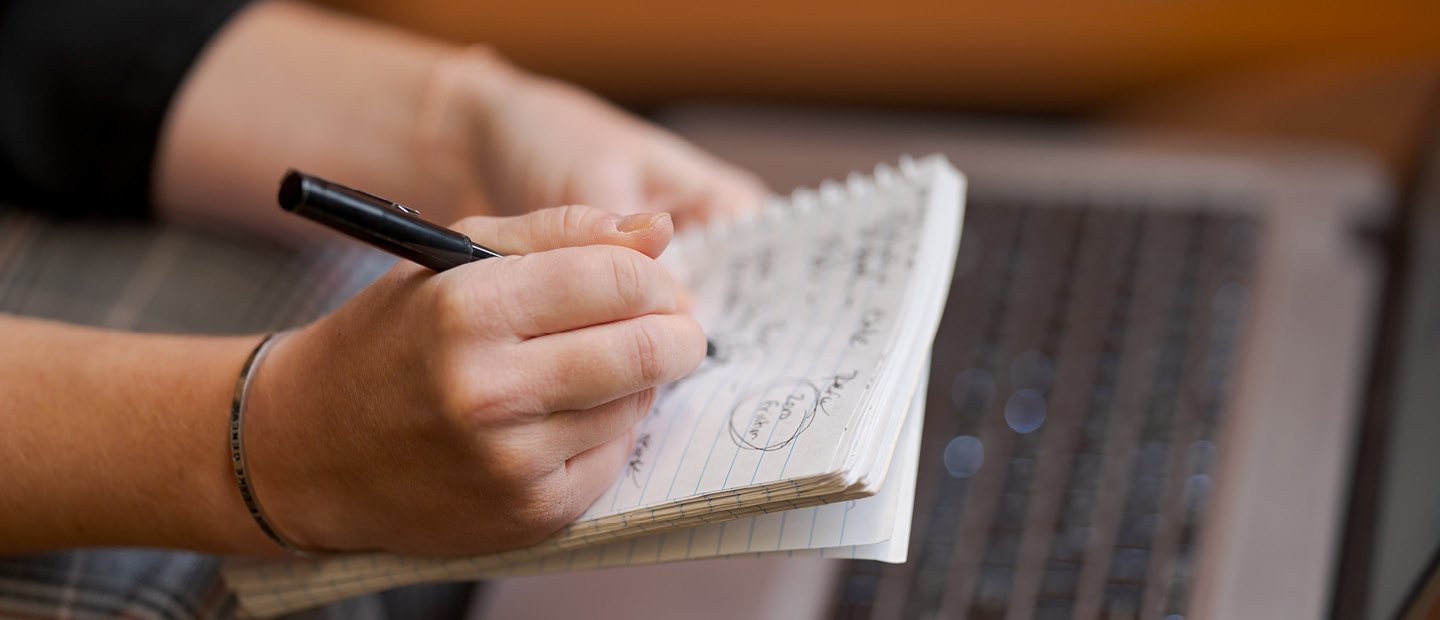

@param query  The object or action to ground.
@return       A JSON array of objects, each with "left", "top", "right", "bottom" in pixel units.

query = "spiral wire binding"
[
  {"left": 899, "top": 154, "right": 920, "bottom": 181},
  {"left": 873, "top": 163, "right": 898, "bottom": 191},
  {"left": 684, "top": 156, "right": 934, "bottom": 252}
]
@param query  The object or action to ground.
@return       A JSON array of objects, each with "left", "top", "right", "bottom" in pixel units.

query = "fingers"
[
  {"left": 513, "top": 313, "right": 706, "bottom": 412},
  {"left": 667, "top": 178, "right": 768, "bottom": 227},
  {"left": 543, "top": 389, "right": 656, "bottom": 459},
  {"left": 450, "top": 204, "right": 673, "bottom": 259},
  {"left": 564, "top": 429, "right": 636, "bottom": 511},
  {"left": 444, "top": 244, "right": 681, "bottom": 337},
  {"left": 643, "top": 145, "right": 769, "bottom": 226}
]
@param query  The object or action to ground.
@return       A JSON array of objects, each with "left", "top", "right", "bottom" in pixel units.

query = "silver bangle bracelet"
[{"left": 229, "top": 332, "right": 308, "bottom": 555}]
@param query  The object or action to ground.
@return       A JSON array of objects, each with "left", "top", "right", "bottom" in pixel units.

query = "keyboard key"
[
  {"left": 1070, "top": 453, "right": 1102, "bottom": 489},
  {"left": 1041, "top": 563, "right": 1080, "bottom": 598},
  {"left": 984, "top": 533, "right": 1021, "bottom": 566},
  {"left": 1104, "top": 583, "right": 1142, "bottom": 619},
  {"left": 974, "top": 566, "right": 1013, "bottom": 613},
  {"left": 1109, "top": 547, "right": 1150, "bottom": 582},
  {"left": 1126, "top": 476, "right": 1164, "bottom": 514},
  {"left": 997, "top": 492, "right": 1029, "bottom": 524},
  {"left": 841, "top": 572, "right": 880, "bottom": 605},
  {"left": 1182, "top": 474, "right": 1213, "bottom": 516},
  {"left": 1079, "top": 418, "right": 1109, "bottom": 454},
  {"left": 1117, "top": 513, "right": 1161, "bottom": 548},
  {"left": 1051, "top": 525, "right": 1093, "bottom": 562},
  {"left": 1035, "top": 600, "right": 1073, "bottom": 620},
  {"left": 1136, "top": 440, "right": 1169, "bottom": 473},
  {"left": 1061, "top": 491, "right": 1094, "bottom": 527},
  {"left": 952, "top": 368, "right": 998, "bottom": 413},
  {"left": 1007, "top": 457, "right": 1035, "bottom": 488}
]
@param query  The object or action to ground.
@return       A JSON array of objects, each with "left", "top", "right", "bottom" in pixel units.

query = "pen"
[
  {"left": 278, "top": 170, "right": 501, "bottom": 270},
  {"left": 277, "top": 170, "right": 716, "bottom": 357}
]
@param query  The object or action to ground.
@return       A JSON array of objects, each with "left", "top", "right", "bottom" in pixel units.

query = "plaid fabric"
[
  {"left": 0, "top": 207, "right": 472, "bottom": 618},
  {"left": 0, "top": 551, "right": 232, "bottom": 619}
]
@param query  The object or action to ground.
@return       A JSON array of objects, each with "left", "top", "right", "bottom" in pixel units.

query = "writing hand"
[{"left": 241, "top": 205, "right": 705, "bottom": 555}]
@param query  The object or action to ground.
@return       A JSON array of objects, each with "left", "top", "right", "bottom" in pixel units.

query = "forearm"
[
  {"left": 0, "top": 315, "right": 281, "bottom": 555},
  {"left": 152, "top": 0, "right": 510, "bottom": 241}
]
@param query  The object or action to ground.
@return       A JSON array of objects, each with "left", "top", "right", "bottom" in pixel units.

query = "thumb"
[{"left": 450, "top": 205, "right": 673, "bottom": 259}]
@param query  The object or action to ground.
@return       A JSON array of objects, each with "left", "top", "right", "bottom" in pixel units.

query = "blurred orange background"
[{"left": 321, "top": 0, "right": 1440, "bottom": 171}]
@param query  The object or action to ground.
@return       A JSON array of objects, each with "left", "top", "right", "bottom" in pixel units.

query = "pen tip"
[{"left": 706, "top": 340, "right": 717, "bottom": 358}]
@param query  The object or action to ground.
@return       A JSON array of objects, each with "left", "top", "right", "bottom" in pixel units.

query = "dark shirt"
[{"left": 0, "top": 0, "right": 249, "bottom": 218}]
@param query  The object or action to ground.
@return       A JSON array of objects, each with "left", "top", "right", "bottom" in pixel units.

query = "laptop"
[{"left": 475, "top": 104, "right": 1435, "bottom": 619}]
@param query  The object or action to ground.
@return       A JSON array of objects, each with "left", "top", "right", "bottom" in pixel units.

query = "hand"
[
  {"left": 153, "top": 4, "right": 764, "bottom": 242},
  {"left": 424, "top": 50, "right": 768, "bottom": 228},
  {"left": 241, "top": 205, "right": 705, "bottom": 556}
]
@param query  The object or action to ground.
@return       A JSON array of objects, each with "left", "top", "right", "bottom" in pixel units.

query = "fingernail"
[{"left": 616, "top": 212, "right": 669, "bottom": 234}]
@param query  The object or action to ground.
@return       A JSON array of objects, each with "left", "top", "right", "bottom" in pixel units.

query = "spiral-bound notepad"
[{"left": 224, "top": 155, "right": 966, "bottom": 616}]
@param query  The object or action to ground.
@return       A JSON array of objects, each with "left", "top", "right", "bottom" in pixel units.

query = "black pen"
[
  {"left": 279, "top": 170, "right": 502, "bottom": 270},
  {"left": 277, "top": 170, "right": 716, "bottom": 357}
]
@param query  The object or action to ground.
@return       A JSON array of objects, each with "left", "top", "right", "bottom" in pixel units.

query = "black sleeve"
[{"left": 0, "top": 0, "right": 250, "bottom": 218}]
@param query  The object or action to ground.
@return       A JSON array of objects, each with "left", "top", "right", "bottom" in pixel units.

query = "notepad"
[{"left": 223, "top": 155, "right": 966, "bottom": 616}]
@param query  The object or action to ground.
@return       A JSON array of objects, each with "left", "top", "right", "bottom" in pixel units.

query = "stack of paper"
[{"left": 224, "top": 156, "right": 966, "bottom": 616}]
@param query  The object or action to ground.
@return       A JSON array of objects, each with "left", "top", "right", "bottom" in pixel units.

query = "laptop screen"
[{"left": 1337, "top": 122, "right": 1440, "bottom": 619}]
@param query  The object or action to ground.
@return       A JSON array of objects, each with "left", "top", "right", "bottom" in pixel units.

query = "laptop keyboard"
[{"left": 831, "top": 190, "right": 1257, "bottom": 620}]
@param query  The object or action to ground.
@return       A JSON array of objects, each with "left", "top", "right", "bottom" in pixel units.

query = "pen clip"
[{"left": 391, "top": 203, "right": 420, "bottom": 216}]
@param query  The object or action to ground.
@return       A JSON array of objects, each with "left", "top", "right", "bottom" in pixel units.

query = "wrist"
[
  {"left": 226, "top": 332, "right": 322, "bottom": 555},
  {"left": 228, "top": 326, "right": 340, "bottom": 553},
  {"left": 181, "top": 333, "right": 302, "bottom": 556},
  {"left": 111, "top": 330, "right": 315, "bottom": 557}
]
